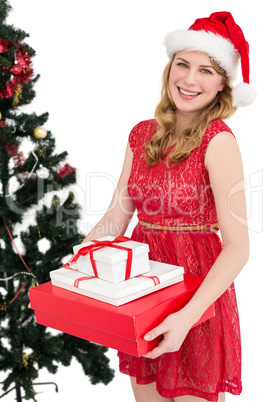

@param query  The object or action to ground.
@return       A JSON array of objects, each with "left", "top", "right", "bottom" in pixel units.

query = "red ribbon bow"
[{"left": 70, "top": 236, "right": 133, "bottom": 280}]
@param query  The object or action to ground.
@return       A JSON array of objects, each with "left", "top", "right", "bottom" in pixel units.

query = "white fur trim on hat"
[
  {"left": 164, "top": 29, "right": 240, "bottom": 80},
  {"left": 232, "top": 82, "right": 257, "bottom": 107}
]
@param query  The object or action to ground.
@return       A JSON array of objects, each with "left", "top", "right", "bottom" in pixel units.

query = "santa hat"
[{"left": 164, "top": 11, "right": 256, "bottom": 107}]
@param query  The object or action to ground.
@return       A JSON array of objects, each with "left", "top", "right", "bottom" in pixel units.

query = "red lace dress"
[{"left": 118, "top": 119, "right": 242, "bottom": 401}]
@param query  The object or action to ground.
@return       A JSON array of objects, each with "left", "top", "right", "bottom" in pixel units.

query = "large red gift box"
[{"left": 29, "top": 274, "right": 214, "bottom": 357}]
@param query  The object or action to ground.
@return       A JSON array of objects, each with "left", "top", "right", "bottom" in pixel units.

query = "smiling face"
[{"left": 168, "top": 50, "right": 225, "bottom": 120}]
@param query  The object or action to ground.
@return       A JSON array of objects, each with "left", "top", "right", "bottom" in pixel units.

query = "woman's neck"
[
  {"left": 166, "top": 111, "right": 197, "bottom": 147},
  {"left": 174, "top": 110, "right": 197, "bottom": 137}
]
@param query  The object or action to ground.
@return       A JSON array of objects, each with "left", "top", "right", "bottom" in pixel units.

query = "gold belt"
[{"left": 138, "top": 219, "right": 219, "bottom": 233}]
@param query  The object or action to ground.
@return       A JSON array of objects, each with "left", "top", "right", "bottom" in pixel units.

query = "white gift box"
[
  {"left": 50, "top": 260, "right": 184, "bottom": 306},
  {"left": 70, "top": 236, "right": 150, "bottom": 283}
]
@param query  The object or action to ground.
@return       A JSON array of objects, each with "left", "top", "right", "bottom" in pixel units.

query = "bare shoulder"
[
  {"left": 203, "top": 131, "right": 248, "bottom": 249},
  {"left": 204, "top": 130, "right": 241, "bottom": 170}
]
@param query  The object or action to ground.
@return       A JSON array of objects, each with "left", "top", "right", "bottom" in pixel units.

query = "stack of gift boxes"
[
  {"left": 29, "top": 236, "right": 215, "bottom": 357},
  {"left": 49, "top": 236, "right": 185, "bottom": 306}
]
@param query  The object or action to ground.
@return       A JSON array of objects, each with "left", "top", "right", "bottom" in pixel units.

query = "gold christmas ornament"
[
  {"left": 21, "top": 353, "right": 37, "bottom": 370},
  {"left": 0, "top": 111, "right": 2, "bottom": 120},
  {"left": 12, "top": 83, "right": 23, "bottom": 107},
  {"left": 22, "top": 353, "right": 30, "bottom": 368},
  {"left": 52, "top": 196, "right": 58, "bottom": 207},
  {"left": 34, "top": 126, "right": 47, "bottom": 139},
  {"left": 36, "top": 146, "right": 47, "bottom": 158}
]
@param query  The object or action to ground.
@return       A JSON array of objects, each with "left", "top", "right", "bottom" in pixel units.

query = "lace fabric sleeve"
[
  {"left": 128, "top": 124, "right": 138, "bottom": 152},
  {"left": 128, "top": 119, "right": 157, "bottom": 153},
  {"left": 201, "top": 119, "right": 236, "bottom": 158}
]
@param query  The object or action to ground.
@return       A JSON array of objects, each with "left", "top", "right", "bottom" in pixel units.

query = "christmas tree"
[{"left": 0, "top": 1, "right": 114, "bottom": 400}]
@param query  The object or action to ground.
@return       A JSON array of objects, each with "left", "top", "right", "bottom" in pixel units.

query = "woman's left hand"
[{"left": 142, "top": 309, "right": 194, "bottom": 359}]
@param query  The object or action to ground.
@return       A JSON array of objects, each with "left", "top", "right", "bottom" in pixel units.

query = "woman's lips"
[{"left": 178, "top": 87, "right": 201, "bottom": 98}]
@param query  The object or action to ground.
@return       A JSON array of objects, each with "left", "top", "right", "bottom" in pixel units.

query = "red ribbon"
[
  {"left": 136, "top": 274, "right": 161, "bottom": 286},
  {"left": 63, "top": 263, "right": 78, "bottom": 271},
  {"left": 62, "top": 264, "right": 96, "bottom": 288},
  {"left": 74, "top": 276, "right": 95, "bottom": 288},
  {"left": 70, "top": 236, "right": 133, "bottom": 280}
]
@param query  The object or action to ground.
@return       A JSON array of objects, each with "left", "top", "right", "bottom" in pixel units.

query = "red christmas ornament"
[
  {"left": 5, "top": 142, "right": 18, "bottom": 156},
  {"left": 57, "top": 164, "right": 76, "bottom": 179},
  {"left": 4, "top": 141, "right": 24, "bottom": 167},
  {"left": 10, "top": 64, "right": 23, "bottom": 76},
  {"left": 0, "top": 130, "right": 25, "bottom": 167},
  {"left": 0, "top": 38, "right": 33, "bottom": 100},
  {"left": 0, "top": 38, "right": 10, "bottom": 53}
]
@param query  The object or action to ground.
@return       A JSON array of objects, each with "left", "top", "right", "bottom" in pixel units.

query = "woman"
[{"left": 82, "top": 12, "right": 256, "bottom": 402}]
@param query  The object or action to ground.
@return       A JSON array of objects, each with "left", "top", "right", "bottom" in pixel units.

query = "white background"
[{"left": 1, "top": 0, "right": 267, "bottom": 401}]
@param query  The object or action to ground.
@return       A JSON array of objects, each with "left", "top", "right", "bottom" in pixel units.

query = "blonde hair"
[{"left": 145, "top": 55, "right": 237, "bottom": 167}]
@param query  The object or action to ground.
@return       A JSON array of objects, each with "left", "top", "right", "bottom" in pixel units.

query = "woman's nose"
[{"left": 182, "top": 69, "right": 198, "bottom": 86}]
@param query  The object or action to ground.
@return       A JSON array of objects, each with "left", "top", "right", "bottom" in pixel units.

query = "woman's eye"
[
  {"left": 201, "top": 69, "right": 212, "bottom": 74},
  {"left": 177, "top": 63, "right": 188, "bottom": 68}
]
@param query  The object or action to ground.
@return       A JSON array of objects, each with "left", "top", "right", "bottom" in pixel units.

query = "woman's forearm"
[{"left": 182, "top": 240, "right": 249, "bottom": 325}]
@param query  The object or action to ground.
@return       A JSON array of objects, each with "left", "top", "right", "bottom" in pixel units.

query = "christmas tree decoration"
[
  {"left": 36, "top": 164, "right": 49, "bottom": 179},
  {"left": 12, "top": 82, "right": 23, "bottom": 107},
  {"left": 33, "top": 126, "right": 47, "bottom": 139},
  {"left": 57, "top": 163, "right": 76, "bottom": 179},
  {"left": 4, "top": 151, "right": 38, "bottom": 198},
  {"left": 0, "top": 1, "right": 114, "bottom": 401},
  {"left": 0, "top": 38, "right": 33, "bottom": 100},
  {"left": 36, "top": 144, "right": 47, "bottom": 159},
  {"left": 10, "top": 64, "right": 23, "bottom": 76}
]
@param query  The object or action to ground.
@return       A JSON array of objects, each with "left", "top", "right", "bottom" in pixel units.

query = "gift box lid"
[
  {"left": 72, "top": 236, "right": 149, "bottom": 264},
  {"left": 50, "top": 261, "right": 184, "bottom": 300}
]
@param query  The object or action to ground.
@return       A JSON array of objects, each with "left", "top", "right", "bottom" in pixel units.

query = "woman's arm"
[
  {"left": 82, "top": 142, "right": 136, "bottom": 242},
  {"left": 182, "top": 131, "right": 249, "bottom": 320},
  {"left": 143, "top": 131, "right": 249, "bottom": 359}
]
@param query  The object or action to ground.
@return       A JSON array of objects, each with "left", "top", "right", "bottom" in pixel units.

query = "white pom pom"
[{"left": 232, "top": 82, "right": 257, "bottom": 107}]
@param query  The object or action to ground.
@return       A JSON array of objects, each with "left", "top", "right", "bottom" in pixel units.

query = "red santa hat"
[{"left": 164, "top": 11, "right": 256, "bottom": 107}]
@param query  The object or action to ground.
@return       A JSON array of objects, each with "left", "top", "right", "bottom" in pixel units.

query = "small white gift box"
[
  {"left": 70, "top": 236, "right": 150, "bottom": 283},
  {"left": 50, "top": 260, "right": 184, "bottom": 306}
]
